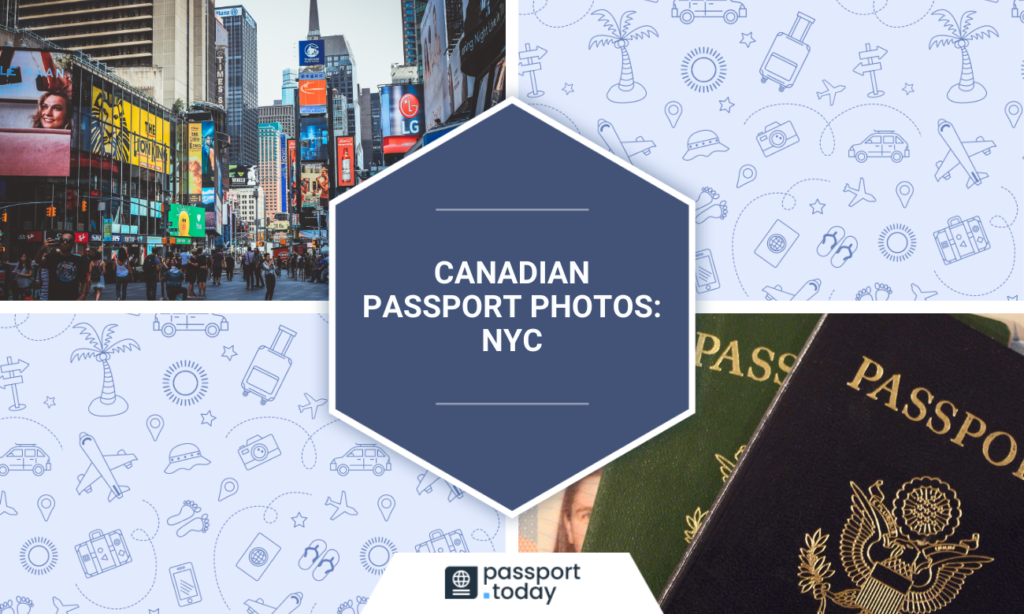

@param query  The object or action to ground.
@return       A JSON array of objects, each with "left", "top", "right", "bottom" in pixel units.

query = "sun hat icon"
[
  {"left": 164, "top": 443, "right": 211, "bottom": 474},
  {"left": 683, "top": 129, "right": 730, "bottom": 161}
]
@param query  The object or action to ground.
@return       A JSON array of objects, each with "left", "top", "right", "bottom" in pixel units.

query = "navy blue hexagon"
[{"left": 330, "top": 100, "right": 694, "bottom": 515}]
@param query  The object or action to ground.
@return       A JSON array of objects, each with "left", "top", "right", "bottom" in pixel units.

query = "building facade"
[
  {"left": 216, "top": 5, "right": 258, "bottom": 168},
  {"left": 282, "top": 67, "right": 298, "bottom": 106},
  {"left": 332, "top": 93, "right": 347, "bottom": 138},
  {"left": 321, "top": 35, "right": 361, "bottom": 168},
  {"left": 257, "top": 123, "right": 287, "bottom": 220},
  {"left": 400, "top": 0, "right": 427, "bottom": 80},
  {"left": 258, "top": 103, "right": 295, "bottom": 138},
  {"left": 214, "top": 16, "right": 228, "bottom": 107}
]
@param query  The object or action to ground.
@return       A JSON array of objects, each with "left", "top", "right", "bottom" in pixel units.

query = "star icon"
[
  {"left": 809, "top": 200, "right": 826, "bottom": 214},
  {"left": 292, "top": 512, "right": 307, "bottom": 528},
  {"left": 562, "top": 83, "right": 574, "bottom": 95},
  {"left": 902, "top": 83, "right": 914, "bottom": 95},
  {"left": 201, "top": 410, "right": 216, "bottom": 426},
  {"left": 740, "top": 32, "right": 756, "bottom": 48},
  {"left": 222, "top": 345, "right": 237, "bottom": 361},
  {"left": 43, "top": 396, "right": 56, "bottom": 408},
  {"left": 718, "top": 97, "right": 735, "bottom": 113}
]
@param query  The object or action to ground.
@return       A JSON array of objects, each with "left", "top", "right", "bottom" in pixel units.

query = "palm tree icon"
[
  {"left": 70, "top": 323, "right": 140, "bottom": 417},
  {"left": 588, "top": 10, "right": 658, "bottom": 103},
  {"left": 928, "top": 10, "right": 998, "bottom": 104}
]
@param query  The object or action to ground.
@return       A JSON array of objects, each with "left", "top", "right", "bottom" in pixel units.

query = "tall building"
[
  {"left": 214, "top": 15, "right": 228, "bottom": 108},
  {"left": 359, "top": 88, "right": 372, "bottom": 169},
  {"left": 322, "top": 35, "right": 361, "bottom": 168},
  {"left": 1, "top": 0, "right": 16, "bottom": 29},
  {"left": 400, "top": 0, "right": 427, "bottom": 80},
  {"left": 216, "top": 5, "right": 258, "bottom": 168},
  {"left": 259, "top": 103, "right": 295, "bottom": 138},
  {"left": 282, "top": 68, "right": 298, "bottom": 106},
  {"left": 258, "top": 123, "right": 287, "bottom": 219},
  {"left": 370, "top": 91, "right": 382, "bottom": 167},
  {"left": 332, "top": 93, "right": 347, "bottom": 137},
  {"left": 233, "top": 186, "right": 264, "bottom": 237},
  {"left": 15, "top": 0, "right": 218, "bottom": 109}
]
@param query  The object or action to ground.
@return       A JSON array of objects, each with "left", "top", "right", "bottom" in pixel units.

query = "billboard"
[
  {"left": 168, "top": 204, "right": 205, "bottom": 238},
  {"left": 299, "top": 117, "right": 329, "bottom": 160},
  {"left": 287, "top": 139, "right": 296, "bottom": 210},
  {"left": 229, "top": 164, "right": 258, "bottom": 187},
  {"left": 336, "top": 136, "right": 355, "bottom": 187},
  {"left": 0, "top": 49, "right": 73, "bottom": 177},
  {"left": 381, "top": 84, "right": 425, "bottom": 138},
  {"left": 421, "top": 0, "right": 449, "bottom": 130},
  {"left": 201, "top": 120, "right": 215, "bottom": 206},
  {"left": 298, "top": 77, "right": 327, "bottom": 115},
  {"left": 279, "top": 133, "right": 288, "bottom": 212},
  {"left": 299, "top": 40, "right": 325, "bottom": 67},
  {"left": 300, "top": 163, "right": 328, "bottom": 209},
  {"left": 187, "top": 123, "right": 202, "bottom": 203},
  {"left": 90, "top": 85, "right": 170, "bottom": 173}
]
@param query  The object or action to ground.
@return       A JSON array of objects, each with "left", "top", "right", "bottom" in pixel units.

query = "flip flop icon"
[
  {"left": 831, "top": 236, "right": 858, "bottom": 268},
  {"left": 817, "top": 226, "right": 845, "bottom": 257},
  {"left": 298, "top": 539, "right": 326, "bottom": 571},
  {"left": 312, "top": 549, "right": 339, "bottom": 581}
]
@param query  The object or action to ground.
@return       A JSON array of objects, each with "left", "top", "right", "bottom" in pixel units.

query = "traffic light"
[
  {"left": 46, "top": 206, "right": 56, "bottom": 217},
  {"left": 81, "top": 200, "right": 87, "bottom": 212},
  {"left": 1, "top": 212, "right": 7, "bottom": 223}
]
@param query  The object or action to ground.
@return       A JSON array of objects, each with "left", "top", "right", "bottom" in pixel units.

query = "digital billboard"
[
  {"left": 299, "top": 40, "right": 325, "bottom": 67},
  {"left": 201, "top": 120, "right": 215, "bottom": 206},
  {"left": 298, "top": 77, "right": 327, "bottom": 115},
  {"left": 279, "top": 133, "right": 288, "bottom": 211},
  {"left": 229, "top": 164, "right": 257, "bottom": 187},
  {"left": 168, "top": 204, "right": 205, "bottom": 238},
  {"left": 287, "top": 139, "right": 296, "bottom": 210},
  {"left": 299, "top": 117, "right": 329, "bottom": 160},
  {"left": 187, "top": 123, "right": 202, "bottom": 203},
  {"left": 421, "top": 0, "right": 450, "bottom": 130},
  {"left": 0, "top": 49, "right": 73, "bottom": 177},
  {"left": 336, "top": 136, "right": 355, "bottom": 187},
  {"left": 300, "top": 163, "right": 328, "bottom": 209},
  {"left": 90, "top": 85, "right": 169, "bottom": 173},
  {"left": 381, "top": 84, "right": 425, "bottom": 156}
]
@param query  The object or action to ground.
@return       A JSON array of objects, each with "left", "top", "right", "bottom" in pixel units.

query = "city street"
[{"left": 93, "top": 273, "right": 327, "bottom": 301}]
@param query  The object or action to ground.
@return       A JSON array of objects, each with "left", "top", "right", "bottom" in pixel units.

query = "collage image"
[{"left": 1, "top": 0, "right": 1023, "bottom": 612}]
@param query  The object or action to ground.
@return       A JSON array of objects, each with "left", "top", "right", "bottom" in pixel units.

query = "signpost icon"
[
  {"left": 1, "top": 356, "right": 29, "bottom": 411},
  {"left": 853, "top": 43, "right": 886, "bottom": 98},
  {"left": 518, "top": 43, "right": 547, "bottom": 98}
]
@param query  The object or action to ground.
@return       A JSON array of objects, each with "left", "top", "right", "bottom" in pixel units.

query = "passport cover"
[
  {"left": 581, "top": 314, "right": 1009, "bottom": 596},
  {"left": 660, "top": 315, "right": 1023, "bottom": 613}
]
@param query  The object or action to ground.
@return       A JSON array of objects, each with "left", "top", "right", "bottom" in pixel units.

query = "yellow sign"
[
  {"left": 90, "top": 86, "right": 170, "bottom": 173},
  {"left": 188, "top": 123, "right": 202, "bottom": 196}
]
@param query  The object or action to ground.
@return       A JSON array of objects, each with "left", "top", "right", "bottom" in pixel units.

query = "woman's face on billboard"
[{"left": 40, "top": 94, "right": 67, "bottom": 129}]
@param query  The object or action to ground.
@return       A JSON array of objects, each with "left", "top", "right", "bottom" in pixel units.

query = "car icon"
[
  {"left": 0, "top": 444, "right": 52, "bottom": 476},
  {"left": 848, "top": 130, "right": 911, "bottom": 163},
  {"left": 672, "top": 0, "right": 748, "bottom": 24},
  {"left": 153, "top": 314, "right": 230, "bottom": 338},
  {"left": 330, "top": 444, "right": 393, "bottom": 477}
]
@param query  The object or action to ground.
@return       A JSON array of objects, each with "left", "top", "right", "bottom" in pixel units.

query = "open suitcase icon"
[
  {"left": 242, "top": 325, "right": 297, "bottom": 405},
  {"left": 760, "top": 12, "right": 815, "bottom": 92}
]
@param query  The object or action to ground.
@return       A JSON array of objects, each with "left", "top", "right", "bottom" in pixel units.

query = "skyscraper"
[
  {"left": 217, "top": 5, "right": 258, "bottom": 168},
  {"left": 258, "top": 123, "right": 287, "bottom": 220},
  {"left": 282, "top": 68, "right": 299, "bottom": 106},
  {"left": 259, "top": 104, "right": 295, "bottom": 139},
  {"left": 400, "top": 0, "right": 428, "bottom": 80},
  {"left": 322, "top": 35, "right": 361, "bottom": 169}
]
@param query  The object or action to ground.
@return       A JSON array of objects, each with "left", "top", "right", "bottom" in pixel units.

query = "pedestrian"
[
  {"left": 159, "top": 255, "right": 170, "bottom": 300},
  {"left": 142, "top": 250, "right": 160, "bottom": 301},
  {"left": 212, "top": 248, "right": 223, "bottom": 285},
  {"left": 165, "top": 261, "right": 187, "bottom": 300},
  {"left": 261, "top": 253, "right": 277, "bottom": 301},
  {"left": 90, "top": 251, "right": 106, "bottom": 301},
  {"left": 34, "top": 232, "right": 88, "bottom": 301},
  {"left": 303, "top": 254, "right": 313, "bottom": 282},
  {"left": 197, "top": 249, "right": 209, "bottom": 299},
  {"left": 185, "top": 249, "right": 198, "bottom": 298},
  {"left": 225, "top": 251, "right": 235, "bottom": 281},
  {"left": 253, "top": 248, "right": 264, "bottom": 288},
  {"left": 13, "top": 253, "right": 33, "bottom": 300},
  {"left": 242, "top": 246, "right": 255, "bottom": 289},
  {"left": 114, "top": 247, "right": 132, "bottom": 300}
]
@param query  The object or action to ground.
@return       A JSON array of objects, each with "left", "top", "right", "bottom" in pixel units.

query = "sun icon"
[
  {"left": 20, "top": 536, "right": 58, "bottom": 575},
  {"left": 359, "top": 536, "right": 397, "bottom": 575},
  {"left": 163, "top": 360, "right": 209, "bottom": 406},
  {"left": 878, "top": 223, "right": 917, "bottom": 263},
  {"left": 681, "top": 47, "right": 727, "bottom": 93}
]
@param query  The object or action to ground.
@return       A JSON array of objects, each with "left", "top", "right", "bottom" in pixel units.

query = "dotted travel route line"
[
  {"left": 0, "top": 417, "right": 63, "bottom": 449},
  {"left": 528, "top": 104, "right": 580, "bottom": 134},
  {"left": 262, "top": 491, "right": 312, "bottom": 524},
  {"left": 301, "top": 418, "right": 341, "bottom": 470},
  {"left": 318, "top": 314, "right": 328, "bottom": 324},
  {"left": 782, "top": 178, "right": 830, "bottom": 211},
  {"left": 471, "top": 509, "right": 503, "bottom": 552},
  {"left": 995, "top": 186, "right": 1019, "bottom": 229},
  {"left": 75, "top": 499, "right": 158, "bottom": 610},
  {"left": 225, "top": 416, "right": 317, "bottom": 470},
  {"left": 933, "top": 229, "right": 1015, "bottom": 297},
  {"left": 521, "top": 0, "right": 548, "bottom": 15},
  {"left": 730, "top": 192, "right": 789, "bottom": 298},
  {"left": 832, "top": 0, "right": 934, "bottom": 27},
  {"left": 532, "top": 0, "right": 594, "bottom": 28},
  {"left": 10, "top": 314, "right": 77, "bottom": 341}
]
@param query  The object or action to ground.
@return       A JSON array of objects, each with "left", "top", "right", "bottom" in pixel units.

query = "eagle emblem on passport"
[{"left": 798, "top": 477, "right": 991, "bottom": 614}]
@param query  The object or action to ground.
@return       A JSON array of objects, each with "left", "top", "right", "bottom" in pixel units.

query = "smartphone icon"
[
  {"left": 170, "top": 562, "right": 202, "bottom": 607},
  {"left": 695, "top": 249, "right": 720, "bottom": 294}
]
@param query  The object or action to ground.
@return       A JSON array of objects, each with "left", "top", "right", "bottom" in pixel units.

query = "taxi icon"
[{"left": 848, "top": 130, "right": 911, "bottom": 163}]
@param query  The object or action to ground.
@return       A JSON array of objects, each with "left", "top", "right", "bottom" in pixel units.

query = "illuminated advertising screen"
[
  {"left": 336, "top": 136, "right": 355, "bottom": 187},
  {"left": 299, "top": 40, "right": 325, "bottom": 67},
  {"left": 381, "top": 84, "right": 425, "bottom": 140},
  {"left": 299, "top": 117, "right": 329, "bottom": 161},
  {"left": 90, "top": 85, "right": 169, "bottom": 173},
  {"left": 0, "top": 49, "right": 73, "bottom": 176},
  {"left": 168, "top": 204, "right": 205, "bottom": 238},
  {"left": 300, "top": 163, "right": 328, "bottom": 209},
  {"left": 287, "top": 139, "right": 296, "bottom": 210},
  {"left": 298, "top": 77, "right": 327, "bottom": 115},
  {"left": 201, "top": 120, "right": 215, "bottom": 206},
  {"left": 279, "top": 133, "right": 288, "bottom": 211},
  {"left": 187, "top": 123, "right": 203, "bottom": 203},
  {"left": 421, "top": 0, "right": 449, "bottom": 130}
]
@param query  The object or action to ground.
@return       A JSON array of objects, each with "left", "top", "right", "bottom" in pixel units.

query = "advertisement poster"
[
  {"left": 90, "top": 85, "right": 169, "bottom": 173},
  {"left": 279, "top": 132, "right": 288, "bottom": 210},
  {"left": 167, "top": 203, "right": 205, "bottom": 238},
  {"left": 420, "top": 0, "right": 449, "bottom": 130},
  {"left": 187, "top": 123, "right": 202, "bottom": 203},
  {"left": 287, "top": 139, "right": 296, "bottom": 210},
  {"left": 380, "top": 84, "right": 425, "bottom": 155},
  {"left": 300, "top": 162, "right": 328, "bottom": 208},
  {"left": 201, "top": 120, "right": 215, "bottom": 206},
  {"left": 299, "top": 39, "right": 325, "bottom": 67},
  {"left": 336, "top": 136, "right": 355, "bottom": 187},
  {"left": 0, "top": 49, "right": 73, "bottom": 177},
  {"left": 298, "top": 76, "right": 327, "bottom": 115},
  {"left": 299, "top": 117, "right": 329, "bottom": 160}
]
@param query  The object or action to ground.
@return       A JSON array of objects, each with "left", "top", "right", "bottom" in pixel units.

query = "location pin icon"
[
  {"left": 736, "top": 164, "right": 757, "bottom": 188},
  {"left": 895, "top": 181, "right": 914, "bottom": 208},
  {"left": 37, "top": 494, "right": 55, "bottom": 522},
  {"left": 219, "top": 477, "right": 239, "bottom": 502},
  {"left": 377, "top": 494, "right": 395, "bottom": 522},
  {"left": 1006, "top": 101, "right": 1022, "bottom": 129},
  {"left": 665, "top": 101, "right": 682, "bottom": 128},
  {"left": 146, "top": 414, "right": 164, "bottom": 441}
]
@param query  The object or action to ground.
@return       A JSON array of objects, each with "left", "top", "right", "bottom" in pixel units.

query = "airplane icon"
[
  {"left": 843, "top": 177, "right": 876, "bottom": 207},
  {"left": 52, "top": 598, "right": 80, "bottom": 614},
  {"left": 298, "top": 393, "right": 326, "bottom": 420},
  {"left": 416, "top": 470, "right": 464, "bottom": 501},
  {"left": 243, "top": 593, "right": 303, "bottom": 614},
  {"left": 816, "top": 80, "right": 846, "bottom": 106},
  {"left": 762, "top": 279, "right": 821, "bottom": 301},
  {"left": 934, "top": 119, "right": 996, "bottom": 189},
  {"left": 325, "top": 491, "right": 357, "bottom": 520},
  {"left": 76, "top": 432, "right": 137, "bottom": 502},
  {"left": 597, "top": 119, "right": 655, "bottom": 164},
  {"left": 0, "top": 489, "right": 17, "bottom": 516},
  {"left": 911, "top": 283, "right": 938, "bottom": 301}
]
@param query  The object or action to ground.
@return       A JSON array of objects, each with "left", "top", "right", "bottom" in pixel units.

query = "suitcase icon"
[
  {"left": 415, "top": 529, "right": 470, "bottom": 553},
  {"left": 242, "top": 325, "right": 297, "bottom": 405},
  {"left": 76, "top": 528, "right": 132, "bottom": 578},
  {"left": 933, "top": 216, "right": 990, "bottom": 265},
  {"left": 760, "top": 12, "right": 815, "bottom": 92}
]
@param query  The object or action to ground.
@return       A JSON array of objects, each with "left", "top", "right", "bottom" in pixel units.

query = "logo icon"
[
  {"left": 797, "top": 477, "right": 992, "bottom": 614},
  {"left": 445, "top": 566, "right": 478, "bottom": 599},
  {"left": 399, "top": 93, "right": 419, "bottom": 119}
]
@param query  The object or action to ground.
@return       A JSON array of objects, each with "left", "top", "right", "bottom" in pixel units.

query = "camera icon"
[
  {"left": 238, "top": 434, "right": 282, "bottom": 471},
  {"left": 756, "top": 121, "right": 800, "bottom": 157}
]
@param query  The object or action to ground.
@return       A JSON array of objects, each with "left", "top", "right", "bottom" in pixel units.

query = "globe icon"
[
  {"left": 767, "top": 234, "right": 787, "bottom": 253},
  {"left": 249, "top": 547, "right": 269, "bottom": 567},
  {"left": 452, "top": 570, "right": 471, "bottom": 588}
]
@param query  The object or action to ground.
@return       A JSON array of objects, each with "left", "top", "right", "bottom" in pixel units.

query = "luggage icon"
[
  {"left": 760, "top": 12, "right": 815, "bottom": 92},
  {"left": 242, "top": 325, "right": 297, "bottom": 405}
]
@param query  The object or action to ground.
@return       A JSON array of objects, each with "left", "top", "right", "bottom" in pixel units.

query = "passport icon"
[
  {"left": 445, "top": 566, "right": 478, "bottom": 599},
  {"left": 754, "top": 219, "right": 799, "bottom": 268}
]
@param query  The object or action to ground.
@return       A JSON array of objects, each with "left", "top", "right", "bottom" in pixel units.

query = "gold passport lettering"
[
  {"left": 847, "top": 356, "right": 1024, "bottom": 480},
  {"left": 695, "top": 332, "right": 797, "bottom": 385}
]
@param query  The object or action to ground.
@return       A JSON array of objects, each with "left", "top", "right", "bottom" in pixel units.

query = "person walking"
[
  {"left": 195, "top": 248, "right": 208, "bottom": 299},
  {"left": 242, "top": 247, "right": 255, "bottom": 289},
  {"left": 211, "top": 248, "right": 223, "bottom": 286},
  {"left": 261, "top": 253, "right": 277, "bottom": 301},
  {"left": 184, "top": 249, "right": 198, "bottom": 298},
  {"left": 114, "top": 247, "right": 132, "bottom": 300},
  {"left": 142, "top": 250, "right": 160, "bottom": 300},
  {"left": 90, "top": 251, "right": 106, "bottom": 300},
  {"left": 13, "top": 253, "right": 33, "bottom": 300},
  {"left": 253, "top": 248, "right": 264, "bottom": 289},
  {"left": 225, "top": 251, "right": 235, "bottom": 281},
  {"left": 35, "top": 232, "right": 89, "bottom": 301},
  {"left": 159, "top": 255, "right": 170, "bottom": 300},
  {"left": 165, "top": 261, "right": 187, "bottom": 300}
]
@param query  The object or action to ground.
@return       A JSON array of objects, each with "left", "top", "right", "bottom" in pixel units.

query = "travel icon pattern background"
[
  {"left": 0, "top": 314, "right": 502, "bottom": 613},
  {"left": 519, "top": 0, "right": 1023, "bottom": 300}
]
